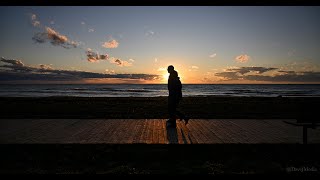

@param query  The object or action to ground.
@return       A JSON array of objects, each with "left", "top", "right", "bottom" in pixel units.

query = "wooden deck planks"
[{"left": 1, "top": 119, "right": 320, "bottom": 144}]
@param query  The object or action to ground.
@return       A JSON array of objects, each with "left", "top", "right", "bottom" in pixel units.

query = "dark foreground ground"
[
  {"left": 1, "top": 144, "right": 320, "bottom": 175},
  {"left": 1, "top": 96, "right": 319, "bottom": 175},
  {"left": 0, "top": 96, "right": 319, "bottom": 119}
]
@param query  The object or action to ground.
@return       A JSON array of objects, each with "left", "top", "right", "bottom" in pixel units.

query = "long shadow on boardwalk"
[
  {"left": 166, "top": 126, "right": 193, "bottom": 144},
  {"left": 166, "top": 126, "right": 178, "bottom": 144}
]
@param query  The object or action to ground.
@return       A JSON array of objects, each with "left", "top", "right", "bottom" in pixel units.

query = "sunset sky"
[{"left": 1, "top": 6, "right": 320, "bottom": 84}]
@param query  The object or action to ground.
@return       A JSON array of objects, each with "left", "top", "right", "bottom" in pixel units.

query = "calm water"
[{"left": 0, "top": 84, "right": 320, "bottom": 97}]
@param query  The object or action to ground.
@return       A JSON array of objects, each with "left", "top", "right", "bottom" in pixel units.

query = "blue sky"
[{"left": 1, "top": 6, "right": 320, "bottom": 84}]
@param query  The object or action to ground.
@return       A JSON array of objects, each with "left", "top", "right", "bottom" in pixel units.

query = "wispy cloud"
[
  {"left": 31, "top": 14, "right": 36, "bottom": 21},
  {"left": 32, "top": 27, "right": 78, "bottom": 49},
  {"left": 188, "top": 65, "right": 199, "bottom": 72},
  {"left": 209, "top": 53, "right": 217, "bottom": 58},
  {"left": 32, "top": 21, "right": 40, "bottom": 27},
  {"left": 30, "top": 14, "right": 41, "bottom": 27},
  {"left": 102, "top": 39, "right": 119, "bottom": 48},
  {"left": 105, "top": 69, "right": 115, "bottom": 74},
  {"left": 154, "top": 58, "right": 158, "bottom": 63},
  {"left": 245, "top": 72, "right": 320, "bottom": 82},
  {"left": 235, "top": 54, "right": 250, "bottom": 63},
  {"left": 214, "top": 66, "right": 320, "bottom": 83},
  {"left": 88, "top": 28, "right": 94, "bottom": 32},
  {"left": 215, "top": 71, "right": 240, "bottom": 80},
  {"left": 277, "top": 61, "right": 319, "bottom": 73},
  {"left": 1, "top": 57, "right": 24, "bottom": 66},
  {"left": 191, "top": 66, "right": 199, "bottom": 69},
  {"left": 129, "top": 59, "right": 135, "bottom": 62},
  {"left": 86, "top": 48, "right": 109, "bottom": 62},
  {"left": 157, "top": 67, "right": 166, "bottom": 71},
  {"left": 109, "top": 57, "right": 132, "bottom": 67},
  {"left": 226, "top": 67, "right": 278, "bottom": 75},
  {"left": 39, "top": 64, "right": 53, "bottom": 70},
  {"left": 278, "top": 70, "right": 296, "bottom": 74},
  {"left": 29, "top": 14, "right": 78, "bottom": 49},
  {"left": 145, "top": 30, "right": 155, "bottom": 37},
  {"left": 288, "top": 49, "right": 296, "bottom": 57},
  {"left": 81, "top": 21, "right": 85, "bottom": 25},
  {"left": 0, "top": 57, "right": 159, "bottom": 82}
]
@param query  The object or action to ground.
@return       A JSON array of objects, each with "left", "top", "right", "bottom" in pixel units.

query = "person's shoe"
[
  {"left": 166, "top": 120, "right": 176, "bottom": 128},
  {"left": 184, "top": 116, "right": 190, "bottom": 125}
]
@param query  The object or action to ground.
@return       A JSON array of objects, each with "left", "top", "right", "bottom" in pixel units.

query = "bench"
[{"left": 283, "top": 102, "right": 319, "bottom": 144}]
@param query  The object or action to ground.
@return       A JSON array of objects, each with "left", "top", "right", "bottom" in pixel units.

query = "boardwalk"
[{"left": 1, "top": 119, "right": 320, "bottom": 144}]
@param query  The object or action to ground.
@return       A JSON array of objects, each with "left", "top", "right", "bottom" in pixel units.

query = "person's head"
[{"left": 167, "top": 65, "right": 174, "bottom": 73}]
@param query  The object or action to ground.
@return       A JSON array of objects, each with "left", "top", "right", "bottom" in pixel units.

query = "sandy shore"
[{"left": 0, "top": 96, "right": 319, "bottom": 119}]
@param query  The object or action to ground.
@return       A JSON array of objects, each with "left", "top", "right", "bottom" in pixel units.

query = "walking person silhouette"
[{"left": 166, "top": 65, "right": 189, "bottom": 128}]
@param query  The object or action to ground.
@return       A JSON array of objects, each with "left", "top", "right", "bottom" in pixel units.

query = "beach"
[{"left": 1, "top": 96, "right": 319, "bottom": 119}]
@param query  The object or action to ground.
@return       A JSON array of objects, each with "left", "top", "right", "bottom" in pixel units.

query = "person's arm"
[{"left": 168, "top": 77, "right": 174, "bottom": 91}]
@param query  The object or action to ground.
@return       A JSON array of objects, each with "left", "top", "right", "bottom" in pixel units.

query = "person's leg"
[
  {"left": 175, "top": 99, "right": 189, "bottom": 124},
  {"left": 168, "top": 97, "right": 175, "bottom": 120},
  {"left": 167, "top": 97, "right": 177, "bottom": 127}
]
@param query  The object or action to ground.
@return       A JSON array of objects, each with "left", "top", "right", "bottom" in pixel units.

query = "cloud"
[
  {"left": 157, "top": 67, "right": 166, "bottom": 71},
  {"left": 1, "top": 57, "right": 39, "bottom": 72},
  {"left": 235, "top": 54, "right": 250, "bottom": 63},
  {"left": 189, "top": 65, "right": 199, "bottom": 71},
  {"left": 278, "top": 70, "right": 296, "bottom": 74},
  {"left": 209, "top": 53, "right": 217, "bottom": 58},
  {"left": 105, "top": 69, "right": 115, "bottom": 74},
  {"left": 50, "top": 21, "right": 55, "bottom": 25},
  {"left": 39, "top": 64, "right": 53, "bottom": 70},
  {"left": 109, "top": 57, "right": 132, "bottom": 67},
  {"left": 191, "top": 66, "right": 199, "bottom": 69},
  {"left": 0, "top": 57, "right": 159, "bottom": 82},
  {"left": 145, "top": 30, "right": 155, "bottom": 37},
  {"left": 1, "top": 57, "right": 24, "bottom": 66},
  {"left": 30, "top": 14, "right": 41, "bottom": 27},
  {"left": 32, "top": 21, "right": 40, "bottom": 27},
  {"left": 81, "top": 21, "right": 85, "bottom": 25},
  {"left": 276, "top": 61, "right": 319, "bottom": 74},
  {"left": 102, "top": 39, "right": 119, "bottom": 48},
  {"left": 215, "top": 71, "right": 240, "bottom": 80},
  {"left": 245, "top": 71, "right": 320, "bottom": 82},
  {"left": 32, "top": 27, "right": 78, "bottom": 49},
  {"left": 154, "top": 58, "right": 158, "bottom": 63},
  {"left": 214, "top": 66, "right": 320, "bottom": 83},
  {"left": 88, "top": 28, "right": 94, "bottom": 32},
  {"left": 31, "top": 14, "right": 36, "bottom": 21},
  {"left": 86, "top": 49, "right": 109, "bottom": 62},
  {"left": 85, "top": 49, "right": 132, "bottom": 67},
  {"left": 226, "top": 67, "right": 278, "bottom": 75},
  {"left": 46, "top": 27, "right": 68, "bottom": 43}
]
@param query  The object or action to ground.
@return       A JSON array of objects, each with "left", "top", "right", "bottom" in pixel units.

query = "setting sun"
[{"left": 162, "top": 73, "right": 169, "bottom": 82}]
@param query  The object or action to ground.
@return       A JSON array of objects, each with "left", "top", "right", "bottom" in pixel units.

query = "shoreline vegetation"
[{"left": 0, "top": 96, "right": 319, "bottom": 119}]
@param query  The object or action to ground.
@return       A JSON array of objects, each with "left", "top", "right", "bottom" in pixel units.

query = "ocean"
[{"left": 1, "top": 84, "right": 320, "bottom": 97}]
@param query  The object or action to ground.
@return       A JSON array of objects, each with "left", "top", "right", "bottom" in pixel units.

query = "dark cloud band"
[{"left": 0, "top": 57, "right": 159, "bottom": 82}]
